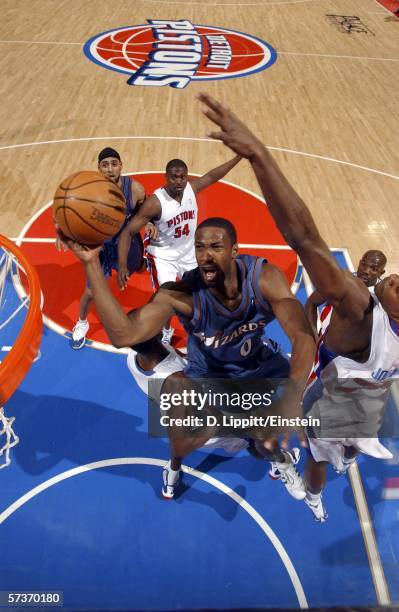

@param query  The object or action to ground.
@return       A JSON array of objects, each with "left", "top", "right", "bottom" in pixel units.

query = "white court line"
[
  {"left": 141, "top": 0, "right": 321, "bottom": 5},
  {"left": 0, "top": 39, "right": 81, "bottom": 45},
  {"left": 1, "top": 137, "right": 398, "bottom": 183},
  {"left": 10, "top": 238, "right": 55, "bottom": 243},
  {"left": 279, "top": 51, "right": 399, "bottom": 63},
  {"left": 349, "top": 464, "right": 391, "bottom": 604},
  {"left": 0, "top": 457, "right": 308, "bottom": 608},
  {"left": 1, "top": 38, "right": 398, "bottom": 63}
]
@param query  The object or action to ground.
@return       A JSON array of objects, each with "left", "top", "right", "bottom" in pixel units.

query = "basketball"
[{"left": 52, "top": 170, "right": 126, "bottom": 245}]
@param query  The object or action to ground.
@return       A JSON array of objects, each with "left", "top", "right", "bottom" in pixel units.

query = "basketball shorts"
[
  {"left": 146, "top": 250, "right": 197, "bottom": 289},
  {"left": 307, "top": 436, "right": 392, "bottom": 468}
]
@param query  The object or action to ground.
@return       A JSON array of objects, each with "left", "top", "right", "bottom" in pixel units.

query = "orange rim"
[{"left": 0, "top": 235, "right": 42, "bottom": 405}]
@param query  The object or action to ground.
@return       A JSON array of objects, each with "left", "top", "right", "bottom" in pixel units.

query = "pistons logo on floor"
[{"left": 83, "top": 20, "right": 277, "bottom": 89}]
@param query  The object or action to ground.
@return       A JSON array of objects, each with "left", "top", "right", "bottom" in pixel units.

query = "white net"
[{"left": 0, "top": 406, "right": 19, "bottom": 468}]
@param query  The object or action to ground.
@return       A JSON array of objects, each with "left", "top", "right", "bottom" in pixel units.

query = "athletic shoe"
[
  {"left": 71, "top": 319, "right": 89, "bottom": 350},
  {"left": 162, "top": 460, "right": 180, "bottom": 499},
  {"left": 304, "top": 492, "right": 328, "bottom": 522},
  {"left": 161, "top": 327, "right": 174, "bottom": 345},
  {"left": 334, "top": 456, "right": 357, "bottom": 475},
  {"left": 268, "top": 447, "right": 300, "bottom": 481},
  {"left": 274, "top": 450, "right": 306, "bottom": 500}
]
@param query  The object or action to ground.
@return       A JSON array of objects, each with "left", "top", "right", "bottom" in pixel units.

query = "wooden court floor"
[{"left": 0, "top": 0, "right": 398, "bottom": 273}]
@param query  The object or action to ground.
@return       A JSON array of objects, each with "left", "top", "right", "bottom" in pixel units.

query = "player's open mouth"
[{"left": 201, "top": 266, "right": 218, "bottom": 282}]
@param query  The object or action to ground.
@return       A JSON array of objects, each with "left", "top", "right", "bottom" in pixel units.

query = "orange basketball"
[{"left": 52, "top": 171, "right": 126, "bottom": 245}]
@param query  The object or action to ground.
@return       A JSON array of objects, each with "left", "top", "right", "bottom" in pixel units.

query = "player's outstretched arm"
[
  {"left": 199, "top": 93, "right": 370, "bottom": 320},
  {"left": 117, "top": 195, "right": 161, "bottom": 289},
  {"left": 190, "top": 154, "right": 242, "bottom": 193},
  {"left": 62, "top": 235, "right": 183, "bottom": 348}
]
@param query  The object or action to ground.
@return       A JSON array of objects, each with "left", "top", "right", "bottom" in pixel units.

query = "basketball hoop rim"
[{"left": 0, "top": 234, "right": 42, "bottom": 405}]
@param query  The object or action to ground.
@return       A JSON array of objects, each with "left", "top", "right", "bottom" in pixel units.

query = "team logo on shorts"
[{"left": 83, "top": 20, "right": 277, "bottom": 89}]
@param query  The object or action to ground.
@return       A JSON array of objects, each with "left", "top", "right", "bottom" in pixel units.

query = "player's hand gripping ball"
[{"left": 52, "top": 171, "right": 126, "bottom": 245}]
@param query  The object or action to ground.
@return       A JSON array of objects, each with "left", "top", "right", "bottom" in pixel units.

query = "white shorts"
[
  {"left": 146, "top": 250, "right": 197, "bottom": 289},
  {"left": 204, "top": 437, "right": 248, "bottom": 454},
  {"left": 308, "top": 436, "right": 393, "bottom": 470}
]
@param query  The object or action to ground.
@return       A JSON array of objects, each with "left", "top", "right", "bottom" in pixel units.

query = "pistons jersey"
[
  {"left": 179, "top": 255, "right": 290, "bottom": 379},
  {"left": 146, "top": 182, "right": 197, "bottom": 261},
  {"left": 309, "top": 295, "right": 399, "bottom": 385},
  {"left": 304, "top": 295, "right": 399, "bottom": 438}
]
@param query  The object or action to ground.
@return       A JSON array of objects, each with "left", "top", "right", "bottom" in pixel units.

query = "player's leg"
[
  {"left": 147, "top": 255, "right": 180, "bottom": 344},
  {"left": 72, "top": 244, "right": 111, "bottom": 349},
  {"left": 72, "top": 286, "right": 92, "bottom": 349},
  {"left": 304, "top": 453, "right": 329, "bottom": 522},
  {"left": 161, "top": 373, "right": 219, "bottom": 498},
  {"left": 335, "top": 444, "right": 359, "bottom": 474},
  {"left": 302, "top": 439, "right": 332, "bottom": 521},
  {"left": 164, "top": 432, "right": 215, "bottom": 499},
  {"left": 252, "top": 438, "right": 306, "bottom": 500},
  {"left": 253, "top": 345, "right": 306, "bottom": 500}
]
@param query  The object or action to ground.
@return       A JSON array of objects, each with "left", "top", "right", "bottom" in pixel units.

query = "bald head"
[{"left": 357, "top": 250, "right": 387, "bottom": 287}]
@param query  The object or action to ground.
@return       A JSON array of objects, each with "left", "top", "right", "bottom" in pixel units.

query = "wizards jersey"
[
  {"left": 179, "top": 255, "right": 290, "bottom": 379},
  {"left": 99, "top": 176, "right": 143, "bottom": 276}
]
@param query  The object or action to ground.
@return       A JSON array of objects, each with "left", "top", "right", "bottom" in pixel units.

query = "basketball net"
[
  {"left": 0, "top": 235, "right": 42, "bottom": 468},
  {"left": 0, "top": 407, "right": 19, "bottom": 469}
]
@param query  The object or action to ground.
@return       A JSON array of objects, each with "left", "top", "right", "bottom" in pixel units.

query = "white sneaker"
[
  {"left": 275, "top": 449, "right": 306, "bottom": 500},
  {"left": 305, "top": 491, "right": 328, "bottom": 522},
  {"left": 161, "top": 327, "right": 174, "bottom": 345},
  {"left": 72, "top": 319, "right": 89, "bottom": 350},
  {"left": 269, "top": 447, "right": 300, "bottom": 480},
  {"left": 162, "top": 460, "right": 180, "bottom": 499}
]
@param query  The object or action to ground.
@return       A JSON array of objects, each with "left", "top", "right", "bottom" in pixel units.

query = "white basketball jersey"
[
  {"left": 315, "top": 296, "right": 399, "bottom": 382},
  {"left": 127, "top": 346, "right": 187, "bottom": 403},
  {"left": 146, "top": 182, "right": 197, "bottom": 261},
  {"left": 306, "top": 296, "right": 399, "bottom": 440}
]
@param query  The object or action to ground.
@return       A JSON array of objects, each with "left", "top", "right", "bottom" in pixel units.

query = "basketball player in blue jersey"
[
  {"left": 60, "top": 217, "right": 316, "bottom": 501},
  {"left": 198, "top": 93, "right": 399, "bottom": 521},
  {"left": 304, "top": 250, "right": 386, "bottom": 340},
  {"left": 70, "top": 147, "right": 152, "bottom": 349}
]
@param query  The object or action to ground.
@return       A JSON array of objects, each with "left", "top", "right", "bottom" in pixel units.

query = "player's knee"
[{"left": 84, "top": 287, "right": 94, "bottom": 300}]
